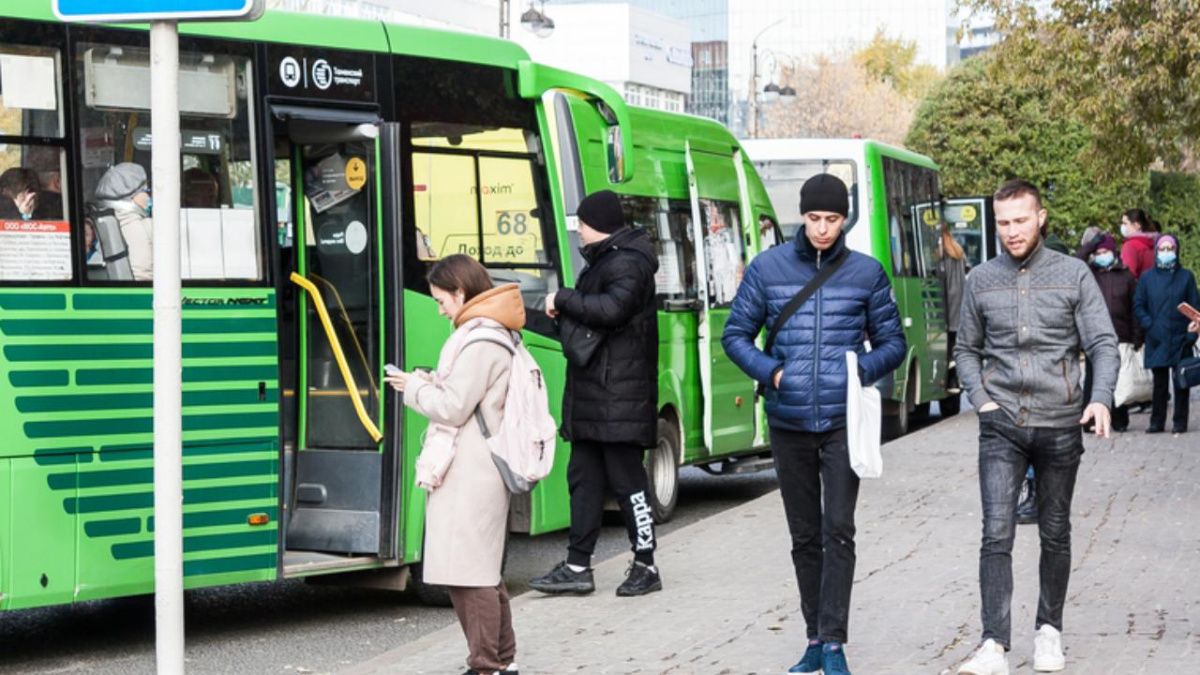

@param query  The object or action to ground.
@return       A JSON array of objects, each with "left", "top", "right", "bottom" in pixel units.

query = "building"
[
  {"left": 509, "top": 3, "right": 693, "bottom": 114},
  {"left": 557, "top": 0, "right": 730, "bottom": 123}
]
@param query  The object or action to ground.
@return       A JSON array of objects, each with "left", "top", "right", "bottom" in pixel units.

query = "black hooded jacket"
[{"left": 556, "top": 227, "right": 659, "bottom": 447}]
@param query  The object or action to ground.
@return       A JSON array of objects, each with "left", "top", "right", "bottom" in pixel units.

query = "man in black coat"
[{"left": 529, "top": 189, "right": 662, "bottom": 597}]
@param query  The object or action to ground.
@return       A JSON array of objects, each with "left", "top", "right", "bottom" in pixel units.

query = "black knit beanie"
[
  {"left": 799, "top": 174, "right": 849, "bottom": 217},
  {"left": 577, "top": 189, "right": 625, "bottom": 234}
]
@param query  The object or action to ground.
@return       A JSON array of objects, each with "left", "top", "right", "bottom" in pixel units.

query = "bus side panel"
[
  {"left": 0, "top": 459, "right": 8, "bottom": 609},
  {"left": 526, "top": 337, "right": 571, "bottom": 535},
  {"left": 6, "top": 456, "right": 76, "bottom": 609},
  {"left": 0, "top": 289, "right": 280, "bottom": 610},
  {"left": 658, "top": 312, "right": 702, "bottom": 460}
]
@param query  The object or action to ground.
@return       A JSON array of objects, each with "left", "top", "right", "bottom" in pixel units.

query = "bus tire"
[
  {"left": 883, "top": 367, "right": 916, "bottom": 439},
  {"left": 645, "top": 418, "right": 680, "bottom": 524},
  {"left": 410, "top": 563, "right": 451, "bottom": 607}
]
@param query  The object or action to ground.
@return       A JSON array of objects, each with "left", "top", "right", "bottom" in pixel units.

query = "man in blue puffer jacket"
[{"left": 723, "top": 174, "right": 906, "bottom": 675}]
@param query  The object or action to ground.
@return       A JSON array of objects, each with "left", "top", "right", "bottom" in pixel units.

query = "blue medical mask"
[
  {"left": 1092, "top": 252, "right": 1115, "bottom": 268},
  {"left": 1157, "top": 251, "right": 1177, "bottom": 268},
  {"left": 144, "top": 197, "right": 153, "bottom": 217}
]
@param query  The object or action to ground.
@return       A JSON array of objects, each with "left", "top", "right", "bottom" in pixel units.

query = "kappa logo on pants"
[{"left": 629, "top": 491, "right": 655, "bottom": 551}]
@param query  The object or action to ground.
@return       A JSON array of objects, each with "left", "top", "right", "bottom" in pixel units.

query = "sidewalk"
[{"left": 345, "top": 410, "right": 1200, "bottom": 674}]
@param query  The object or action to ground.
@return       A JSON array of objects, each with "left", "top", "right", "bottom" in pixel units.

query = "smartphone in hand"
[
  {"left": 1178, "top": 302, "right": 1200, "bottom": 323},
  {"left": 384, "top": 363, "right": 402, "bottom": 376}
]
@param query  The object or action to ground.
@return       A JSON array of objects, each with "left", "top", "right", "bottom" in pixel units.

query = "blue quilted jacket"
[{"left": 722, "top": 230, "right": 907, "bottom": 433}]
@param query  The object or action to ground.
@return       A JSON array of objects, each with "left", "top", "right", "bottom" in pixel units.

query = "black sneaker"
[
  {"left": 1147, "top": 425, "right": 1165, "bottom": 434},
  {"left": 462, "top": 669, "right": 518, "bottom": 675},
  {"left": 529, "top": 561, "right": 594, "bottom": 594},
  {"left": 1172, "top": 425, "right": 1187, "bottom": 434},
  {"left": 616, "top": 561, "right": 662, "bottom": 596}
]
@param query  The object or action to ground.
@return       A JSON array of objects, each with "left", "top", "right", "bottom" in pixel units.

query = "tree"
[
  {"left": 906, "top": 53, "right": 1146, "bottom": 244},
  {"left": 962, "top": 0, "right": 1200, "bottom": 174},
  {"left": 759, "top": 34, "right": 940, "bottom": 144}
]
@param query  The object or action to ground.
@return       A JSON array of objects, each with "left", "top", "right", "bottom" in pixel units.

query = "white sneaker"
[
  {"left": 957, "top": 639, "right": 1009, "bottom": 675},
  {"left": 1033, "top": 624, "right": 1066, "bottom": 671}
]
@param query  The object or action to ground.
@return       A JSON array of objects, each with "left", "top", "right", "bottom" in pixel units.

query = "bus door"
[
  {"left": 273, "top": 107, "right": 401, "bottom": 560},
  {"left": 945, "top": 196, "right": 995, "bottom": 268},
  {"left": 684, "top": 143, "right": 757, "bottom": 455}
]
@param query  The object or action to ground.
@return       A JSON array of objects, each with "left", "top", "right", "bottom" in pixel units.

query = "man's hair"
[
  {"left": 0, "top": 167, "right": 40, "bottom": 198},
  {"left": 427, "top": 253, "right": 494, "bottom": 302},
  {"left": 993, "top": 179, "right": 1042, "bottom": 209}
]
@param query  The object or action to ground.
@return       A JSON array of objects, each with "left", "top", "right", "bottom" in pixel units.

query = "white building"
[{"left": 510, "top": 3, "right": 693, "bottom": 113}]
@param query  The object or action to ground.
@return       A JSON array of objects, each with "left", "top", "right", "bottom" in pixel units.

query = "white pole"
[{"left": 150, "top": 19, "right": 185, "bottom": 675}]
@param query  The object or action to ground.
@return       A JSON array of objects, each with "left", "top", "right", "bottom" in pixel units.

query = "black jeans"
[
  {"left": 770, "top": 426, "right": 859, "bottom": 644},
  {"left": 1150, "top": 366, "right": 1189, "bottom": 430},
  {"left": 976, "top": 409, "right": 1083, "bottom": 648},
  {"left": 566, "top": 440, "right": 656, "bottom": 567}
]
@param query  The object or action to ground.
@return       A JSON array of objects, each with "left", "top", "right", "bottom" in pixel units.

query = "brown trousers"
[{"left": 448, "top": 582, "right": 516, "bottom": 672}]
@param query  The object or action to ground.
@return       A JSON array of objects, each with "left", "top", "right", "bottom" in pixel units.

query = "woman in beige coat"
[{"left": 385, "top": 254, "right": 523, "bottom": 675}]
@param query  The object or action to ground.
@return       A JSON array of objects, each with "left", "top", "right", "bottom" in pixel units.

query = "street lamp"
[
  {"left": 749, "top": 19, "right": 783, "bottom": 138},
  {"left": 520, "top": 1, "right": 555, "bottom": 38}
]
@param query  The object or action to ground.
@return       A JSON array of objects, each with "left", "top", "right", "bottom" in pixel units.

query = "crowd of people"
[{"left": 380, "top": 175, "right": 1198, "bottom": 675}]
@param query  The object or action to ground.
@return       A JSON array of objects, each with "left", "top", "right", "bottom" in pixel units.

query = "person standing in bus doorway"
[
  {"left": 954, "top": 180, "right": 1119, "bottom": 675},
  {"left": 1133, "top": 234, "right": 1200, "bottom": 434},
  {"left": 1119, "top": 208, "right": 1159, "bottom": 279},
  {"left": 385, "top": 255, "right": 524, "bottom": 675},
  {"left": 530, "top": 189, "right": 663, "bottom": 597},
  {"left": 722, "top": 174, "right": 906, "bottom": 675}
]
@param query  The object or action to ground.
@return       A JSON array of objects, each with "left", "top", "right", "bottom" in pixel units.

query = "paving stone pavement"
[{"left": 345, "top": 408, "right": 1199, "bottom": 674}]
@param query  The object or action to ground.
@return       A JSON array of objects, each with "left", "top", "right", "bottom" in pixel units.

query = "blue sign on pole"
[{"left": 54, "top": 0, "right": 263, "bottom": 23}]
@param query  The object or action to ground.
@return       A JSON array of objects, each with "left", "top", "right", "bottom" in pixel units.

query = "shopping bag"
[
  {"left": 1114, "top": 343, "right": 1153, "bottom": 407},
  {"left": 845, "top": 351, "right": 883, "bottom": 479}
]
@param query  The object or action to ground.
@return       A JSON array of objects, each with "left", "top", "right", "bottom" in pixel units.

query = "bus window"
[
  {"left": 75, "top": 41, "right": 261, "bottom": 283},
  {"left": 0, "top": 44, "right": 71, "bottom": 282},
  {"left": 756, "top": 158, "right": 857, "bottom": 241},
  {"left": 620, "top": 195, "right": 697, "bottom": 309},
  {"left": 699, "top": 199, "right": 744, "bottom": 308},
  {"left": 410, "top": 124, "right": 556, "bottom": 308},
  {"left": 909, "top": 167, "right": 942, "bottom": 277},
  {"left": 883, "top": 157, "right": 919, "bottom": 277}
]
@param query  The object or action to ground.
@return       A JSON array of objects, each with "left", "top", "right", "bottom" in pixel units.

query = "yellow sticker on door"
[{"left": 345, "top": 157, "right": 367, "bottom": 191}]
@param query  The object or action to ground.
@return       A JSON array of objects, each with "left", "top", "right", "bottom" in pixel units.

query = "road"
[{"left": 0, "top": 412, "right": 944, "bottom": 675}]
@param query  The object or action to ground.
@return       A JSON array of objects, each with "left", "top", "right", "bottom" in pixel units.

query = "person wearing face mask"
[
  {"left": 1118, "top": 208, "right": 1158, "bottom": 279},
  {"left": 94, "top": 162, "right": 154, "bottom": 281},
  {"left": 1077, "top": 232, "right": 1141, "bottom": 432},
  {"left": 1133, "top": 234, "right": 1200, "bottom": 433}
]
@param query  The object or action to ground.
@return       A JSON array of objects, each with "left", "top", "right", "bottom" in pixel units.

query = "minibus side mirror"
[{"left": 517, "top": 60, "right": 634, "bottom": 184}]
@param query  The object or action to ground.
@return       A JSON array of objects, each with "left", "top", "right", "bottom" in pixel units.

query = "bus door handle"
[{"left": 289, "top": 272, "right": 384, "bottom": 443}]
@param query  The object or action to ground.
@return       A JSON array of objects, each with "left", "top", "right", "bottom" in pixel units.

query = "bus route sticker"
[{"left": 0, "top": 219, "right": 72, "bottom": 280}]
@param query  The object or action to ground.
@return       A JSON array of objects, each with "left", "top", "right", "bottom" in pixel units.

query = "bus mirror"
[{"left": 517, "top": 60, "right": 634, "bottom": 183}]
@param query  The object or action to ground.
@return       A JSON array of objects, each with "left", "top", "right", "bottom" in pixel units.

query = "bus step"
[{"left": 703, "top": 455, "right": 775, "bottom": 476}]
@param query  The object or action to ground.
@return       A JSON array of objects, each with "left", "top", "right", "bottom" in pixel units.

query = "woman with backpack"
[
  {"left": 384, "top": 254, "right": 524, "bottom": 675},
  {"left": 1133, "top": 235, "right": 1200, "bottom": 434}
]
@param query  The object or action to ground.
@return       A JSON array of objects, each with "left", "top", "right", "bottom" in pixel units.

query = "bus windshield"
[{"left": 755, "top": 159, "right": 858, "bottom": 240}]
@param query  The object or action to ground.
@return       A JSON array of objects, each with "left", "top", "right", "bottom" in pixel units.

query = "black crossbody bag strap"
[{"left": 756, "top": 249, "right": 849, "bottom": 395}]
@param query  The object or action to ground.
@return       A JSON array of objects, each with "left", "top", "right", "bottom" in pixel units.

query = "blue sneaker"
[
  {"left": 787, "top": 640, "right": 823, "bottom": 673},
  {"left": 821, "top": 642, "right": 851, "bottom": 675}
]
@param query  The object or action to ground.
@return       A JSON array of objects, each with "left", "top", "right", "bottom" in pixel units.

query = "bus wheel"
[
  {"left": 883, "top": 375, "right": 915, "bottom": 439},
  {"left": 409, "top": 563, "right": 451, "bottom": 607},
  {"left": 645, "top": 419, "right": 680, "bottom": 524}
]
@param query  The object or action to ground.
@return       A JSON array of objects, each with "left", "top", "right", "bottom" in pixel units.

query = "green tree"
[
  {"left": 853, "top": 29, "right": 941, "bottom": 99},
  {"left": 962, "top": 0, "right": 1200, "bottom": 174},
  {"left": 906, "top": 54, "right": 1146, "bottom": 244}
]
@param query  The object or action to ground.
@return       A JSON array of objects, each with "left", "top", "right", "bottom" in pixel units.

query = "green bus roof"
[{"left": 6, "top": 1, "right": 531, "bottom": 69}]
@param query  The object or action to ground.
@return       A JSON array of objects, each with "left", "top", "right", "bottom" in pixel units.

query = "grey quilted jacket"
[{"left": 955, "top": 243, "right": 1120, "bottom": 428}]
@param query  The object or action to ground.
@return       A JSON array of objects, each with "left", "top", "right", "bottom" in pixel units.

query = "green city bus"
[
  {"left": 0, "top": 2, "right": 775, "bottom": 612},
  {"left": 743, "top": 138, "right": 958, "bottom": 435}
]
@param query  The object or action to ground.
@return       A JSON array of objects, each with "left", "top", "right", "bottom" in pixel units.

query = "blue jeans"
[{"left": 976, "top": 408, "right": 1083, "bottom": 648}]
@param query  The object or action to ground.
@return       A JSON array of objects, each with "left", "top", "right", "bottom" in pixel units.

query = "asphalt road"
[{"left": 0, "top": 412, "right": 944, "bottom": 674}]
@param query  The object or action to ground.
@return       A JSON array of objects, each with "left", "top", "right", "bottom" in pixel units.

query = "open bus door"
[
  {"left": 684, "top": 142, "right": 757, "bottom": 456},
  {"left": 272, "top": 107, "right": 403, "bottom": 568}
]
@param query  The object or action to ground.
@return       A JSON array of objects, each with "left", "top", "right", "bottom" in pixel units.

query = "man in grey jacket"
[{"left": 954, "top": 180, "right": 1119, "bottom": 675}]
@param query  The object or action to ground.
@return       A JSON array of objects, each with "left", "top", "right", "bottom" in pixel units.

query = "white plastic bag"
[
  {"left": 1114, "top": 343, "right": 1153, "bottom": 407},
  {"left": 846, "top": 351, "right": 883, "bottom": 479}
]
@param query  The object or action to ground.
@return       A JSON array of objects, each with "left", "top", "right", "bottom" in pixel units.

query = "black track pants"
[{"left": 565, "top": 440, "right": 656, "bottom": 567}]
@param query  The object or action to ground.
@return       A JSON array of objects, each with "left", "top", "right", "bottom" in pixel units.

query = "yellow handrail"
[{"left": 290, "top": 272, "right": 383, "bottom": 443}]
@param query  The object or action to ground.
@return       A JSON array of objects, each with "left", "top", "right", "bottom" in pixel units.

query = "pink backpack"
[{"left": 467, "top": 328, "right": 558, "bottom": 494}]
